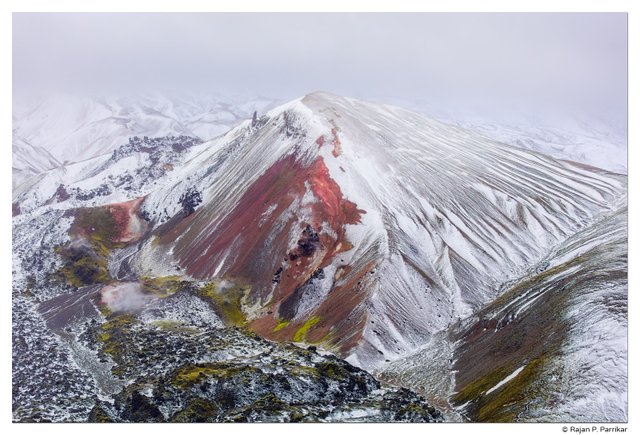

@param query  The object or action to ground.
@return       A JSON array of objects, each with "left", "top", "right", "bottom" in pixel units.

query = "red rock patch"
[
  {"left": 106, "top": 197, "right": 148, "bottom": 243},
  {"left": 158, "top": 152, "right": 372, "bottom": 354},
  {"left": 316, "top": 128, "right": 342, "bottom": 157},
  {"left": 330, "top": 127, "right": 342, "bottom": 157}
]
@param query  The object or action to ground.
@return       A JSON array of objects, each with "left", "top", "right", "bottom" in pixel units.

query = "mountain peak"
[{"left": 300, "top": 90, "right": 347, "bottom": 104}]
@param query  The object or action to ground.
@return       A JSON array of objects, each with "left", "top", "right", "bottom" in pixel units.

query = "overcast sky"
[{"left": 13, "top": 13, "right": 627, "bottom": 127}]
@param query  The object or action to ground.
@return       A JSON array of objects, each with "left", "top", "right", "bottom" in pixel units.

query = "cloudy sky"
[{"left": 13, "top": 13, "right": 627, "bottom": 127}]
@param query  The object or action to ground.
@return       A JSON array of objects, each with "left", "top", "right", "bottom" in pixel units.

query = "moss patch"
[
  {"left": 53, "top": 203, "right": 141, "bottom": 288},
  {"left": 88, "top": 404, "right": 114, "bottom": 422},
  {"left": 96, "top": 314, "right": 136, "bottom": 374},
  {"left": 198, "top": 283, "right": 247, "bottom": 327},
  {"left": 169, "top": 398, "right": 219, "bottom": 422},
  {"left": 150, "top": 320, "right": 198, "bottom": 335},
  {"left": 273, "top": 318, "right": 290, "bottom": 332},
  {"left": 453, "top": 356, "right": 547, "bottom": 422},
  {"left": 53, "top": 206, "right": 129, "bottom": 288},
  {"left": 73, "top": 207, "right": 121, "bottom": 249},
  {"left": 293, "top": 316, "right": 320, "bottom": 342},
  {"left": 172, "top": 363, "right": 245, "bottom": 389},
  {"left": 290, "top": 364, "right": 321, "bottom": 379},
  {"left": 449, "top": 253, "right": 586, "bottom": 421},
  {"left": 315, "top": 360, "right": 349, "bottom": 380},
  {"left": 54, "top": 244, "right": 110, "bottom": 288},
  {"left": 141, "top": 275, "right": 186, "bottom": 298}
]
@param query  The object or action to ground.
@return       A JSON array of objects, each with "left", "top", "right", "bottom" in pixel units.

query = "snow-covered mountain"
[
  {"left": 12, "top": 131, "right": 62, "bottom": 185},
  {"left": 440, "top": 116, "right": 627, "bottom": 175},
  {"left": 12, "top": 92, "right": 627, "bottom": 422},
  {"left": 124, "top": 92, "right": 622, "bottom": 365},
  {"left": 12, "top": 92, "right": 280, "bottom": 187},
  {"left": 380, "top": 97, "right": 627, "bottom": 174}
]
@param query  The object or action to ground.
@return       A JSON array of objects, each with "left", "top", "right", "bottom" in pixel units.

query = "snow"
[
  {"left": 403, "top": 100, "right": 628, "bottom": 174},
  {"left": 12, "top": 92, "right": 281, "bottom": 187},
  {"left": 14, "top": 93, "right": 626, "bottom": 367},
  {"left": 485, "top": 365, "right": 526, "bottom": 395}
]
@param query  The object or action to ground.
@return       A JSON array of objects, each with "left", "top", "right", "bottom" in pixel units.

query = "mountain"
[
  {"left": 13, "top": 92, "right": 627, "bottom": 192},
  {"left": 441, "top": 116, "right": 627, "bottom": 175},
  {"left": 134, "top": 92, "right": 624, "bottom": 367},
  {"left": 12, "top": 92, "right": 627, "bottom": 422},
  {"left": 12, "top": 131, "right": 62, "bottom": 186},
  {"left": 380, "top": 96, "right": 627, "bottom": 174},
  {"left": 12, "top": 92, "right": 280, "bottom": 187}
]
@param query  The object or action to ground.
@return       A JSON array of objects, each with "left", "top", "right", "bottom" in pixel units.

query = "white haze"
[
  {"left": 100, "top": 282, "right": 155, "bottom": 313},
  {"left": 12, "top": 13, "right": 627, "bottom": 133}
]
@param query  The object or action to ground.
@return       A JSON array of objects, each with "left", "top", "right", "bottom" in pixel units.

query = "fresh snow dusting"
[
  {"left": 485, "top": 366, "right": 526, "bottom": 395},
  {"left": 57, "top": 91, "right": 621, "bottom": 371},
  {"left": 381, "top": 96, "right": 627, "bottom": 174},
  {"left": 12, "top": 92, "right": 281, "bottom": 187}
]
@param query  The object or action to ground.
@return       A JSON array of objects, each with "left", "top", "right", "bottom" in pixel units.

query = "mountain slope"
[
  {"left": 379, "top": 202, "right": 627, "bottom": 422},
  {"left": 124, "top": 92, "right": 625, "bottom": 368},
  {"left": 448, "top": 118, "right": 627, "bottom": 175},
  {"left": 353, "top": 97, "right": 627, "bottom": 174},
  {"left": 12, "top": 93, "right": 279, "bottom": 187},
  {"left": 12, "top": 132, "right": 63, "bottom": 187}
]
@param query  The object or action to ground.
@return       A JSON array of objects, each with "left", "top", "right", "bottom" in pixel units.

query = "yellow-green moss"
[
  {"left": 141, "top": 275, "right": 185, "bottom": 298},
  {"left": 273, "top": 318, "right": 291, "bottom": 332},
  {"left": 53, "top": 206, "right": 129, "bottom": 288},
  {"left": 450, "top": 255, "right": 581, "bottom": 422},
  {"left": 98, "top": 304, "right": 112, "bottom": 318},
  {"left": 56, "top": 252, "right": 110, "bottom": 288},
  {"left": 310, "top": 329, "right": 337, "bottom": 348},
  {"left": 293, "top": 316, "right": 320, "bottom": 342},
  {"left": 97, "top": 314, "right": 136, "bottom": 360},
  {"left": 315, "top": 360, "right": 349, "bottom": 380},
  {"left": 150, "top": 320, "right": 198, "bottom": 335},
  {"left": 74, "top": 207, "right": 120, "bottom": 248},
  {"left": 88, "top": 404, "right": 114, "bottom": 422},
  {"left": 453, "top": 355, "right": 548, "bottom": 422},
  {"left": 169, "top": 399, "right": 219, "bottom": 422},
  {"left": 173, "top": 364, "right": 243, "bottom": 389},
  {"left": 198, "top": 283, "right": 247, "bottom": 327},
  {"left": 290, "top": 365, "right": 320, "bottom": 378}
]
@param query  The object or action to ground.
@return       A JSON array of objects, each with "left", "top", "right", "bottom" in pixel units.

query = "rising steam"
[{"left": 100, "top": 282, "right": 155, "bottom": 313}]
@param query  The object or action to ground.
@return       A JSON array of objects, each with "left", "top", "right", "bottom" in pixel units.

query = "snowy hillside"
[
  {"left": 14, "top": 92, "right": 626, "bottom": 364},
  {"left": 380, "top": 97, "right": 627, "bottom": 174},
  {"left": 379, "top": 201, "right": 627, "bottom": 422},
  {"left": 441, "top": 116, "right": 627, "bottom": 174},
  {"left": 13, "top": 91, "right": 627, "bottom": 192},
  {"left": 121, "top": 93, "right": 621, "bottom": 366},
  {"left": 12, "top": 92, "right": 280, "bottom": 187},
  {"left": 12, "top": 132, "right": 62, "bottom": 186}
]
